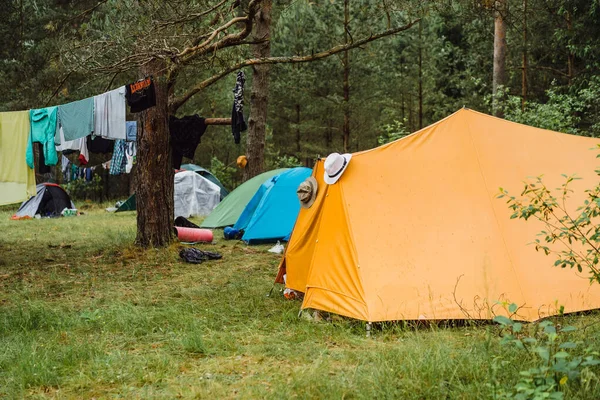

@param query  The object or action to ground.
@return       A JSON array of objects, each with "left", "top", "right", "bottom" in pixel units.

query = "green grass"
[{"left": 2, "top": 205, "right": 600, "bottom": 399}]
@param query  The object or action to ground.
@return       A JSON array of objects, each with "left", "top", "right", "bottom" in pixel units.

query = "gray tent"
[{"left": 15, "top": 183, "right": 75, "bottom": 218}]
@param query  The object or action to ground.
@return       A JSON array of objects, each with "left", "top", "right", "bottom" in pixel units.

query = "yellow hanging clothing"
[{"left": 0, "top": 111, "right": 36, "bottom": 206}]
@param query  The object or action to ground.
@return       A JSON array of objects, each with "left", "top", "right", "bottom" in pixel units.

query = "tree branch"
[
  {"left": 170, "top": 19, "right": 420, "bottom": 112},
  {"left": 176, "top": 0, "right": 263, "bottom": 66}
]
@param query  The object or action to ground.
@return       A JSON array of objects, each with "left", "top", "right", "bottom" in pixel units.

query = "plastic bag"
[{"left": 268, "top": 241, "right": 284, "bottom": 254}]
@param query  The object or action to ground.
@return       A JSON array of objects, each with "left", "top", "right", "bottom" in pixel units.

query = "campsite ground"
[{"left": 2, "top": 205, "right": 600, "bottom": 399}]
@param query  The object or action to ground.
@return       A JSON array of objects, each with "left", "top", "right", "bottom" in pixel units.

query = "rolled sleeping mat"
[{"left": 174, "top": 227, "right": 214, "bottom": 243}]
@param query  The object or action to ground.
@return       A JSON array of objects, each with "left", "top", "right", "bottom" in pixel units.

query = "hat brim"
[
  {"left": 299, "top": 177, "right": 318, "bottom": 209},
  {"left": 323, "top": 153, "right": 352, "bottom": 184}
]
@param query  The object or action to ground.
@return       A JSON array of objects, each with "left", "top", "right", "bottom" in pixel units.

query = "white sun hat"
[{"left": 323, "top": 152, "right": 352, "bottom": 184}]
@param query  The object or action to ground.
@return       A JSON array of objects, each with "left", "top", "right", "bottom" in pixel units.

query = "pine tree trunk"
[
  {"left": 566, "top": 10, "right": 574, "bottom": 86},
  {"left": 295, "top": 103, "right": 301, "bottom": 153},
  {"left": 492, "top": 0, "right": 507, "bottom": 118},
  {"left": 135, "top": 60, "right": 174, "bottom": 247},
  {"left": 243, "top": 0, "right": 272, "bottom": 181},
  {"left": 521, "top": 0, "right": 527, "bottom": 111},
  {"left": 342, "top": 0, "right": 351, "bottom": 152},
  {"left": 418, "top": 19, "right": 423, "bottom": 129}
]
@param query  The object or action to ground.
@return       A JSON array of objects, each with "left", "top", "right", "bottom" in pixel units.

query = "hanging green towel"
[
  {"left": 26, "top": 107, "right": 58, "bottom": 169},
  {"left": 56, "top": 97, "right": 94, "bottom": 144}
]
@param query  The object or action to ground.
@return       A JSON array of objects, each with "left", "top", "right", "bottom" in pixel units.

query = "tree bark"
[
  {"left": 243, "top": 0, "right": 272, "bottom": 181},
  {"left": 566, "top": 10, "right": 574, "bottom": 86},
  {"left": 492, "top": 0, "right": 508, "bottom": 118},
  {"left": 295, "top": 103, "right": 301, "bottom": 153},
  {"left": 521, "top": 0, "right": 527, "bottom": 111},
  {"left": 135, "top": 60, "right": 174, "bottom": 247},
  {"left": 418, "top": 19, "right": 423, "bottom": 129},
  {"left": 342, "top": 0, "right": 351, "bottom": 152}
]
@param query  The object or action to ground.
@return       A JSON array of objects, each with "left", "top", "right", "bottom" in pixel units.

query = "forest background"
[{"left": 2, "top": 0, "right": 600, "bottom": 189}]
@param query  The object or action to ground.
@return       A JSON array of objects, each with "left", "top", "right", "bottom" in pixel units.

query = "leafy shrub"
[
  {"left": 63, "top": 175, "right": 103, "bottom": 201},
  {"left": 491, "top": 304, "right": 600, "bottom": 399},
  {"left": 377, "top": 119, "right": 411, "bottom": 145},
  {"left": 498, "top": 162, "right": 600, "bottom": 283}
]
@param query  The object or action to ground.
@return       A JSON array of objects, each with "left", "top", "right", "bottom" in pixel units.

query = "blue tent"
[{"left": 234, "top": 167, "right": 312, "bottom": 244}]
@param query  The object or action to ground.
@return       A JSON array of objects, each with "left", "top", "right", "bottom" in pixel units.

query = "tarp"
[
  {"left": 0, "top": 111, "right": 37, "bottom": 205},
  {"left": 278, "top": 109, "right": 600, "bottom": 322},
  {"left": 116, "top": 194, "right": 136, "bottom": 212},
  {"left": 174, "top": 170, "right": 221, "bottom": 218},
  {"left": 180, "top": 163, "right": 230, "bottom": 199},
  {"left": 234, "top": 167, "right": 312, "bottom": 244},
  {"left": 200, "top": 168, "right": 288, "bottom": 228}
]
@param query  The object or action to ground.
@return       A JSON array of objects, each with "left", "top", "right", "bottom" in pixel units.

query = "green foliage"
[
  {"left": 498, "top": 163, "right": 600, "bottom": 283},
  {"left": 377, "top": 119, "right": 411, "bottom": 145},
  {"left": 209, "top": 156, "right": 239, "bottom": 191},
  {"left": 491, "top": 305, "right": 600, "bottom": 399},
  {"left": 494, "top": 79, "right": 600, "bottom": 137},
  {"left": 63, "top": 174, "right": 102, "bottom": 201}
]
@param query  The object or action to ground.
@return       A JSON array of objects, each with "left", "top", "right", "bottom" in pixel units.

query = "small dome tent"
[
  {"left": 14, "top": 183, "right": 75, "bottom": 218},
  {"left": 174, "top": 170, "right": 221, "bottom": 218},
  {"left": 233, "top": 167, "right": 312, "bottom": 244},
  {"left": 200, "top": 168, "right": 289, "bottom": 228}
]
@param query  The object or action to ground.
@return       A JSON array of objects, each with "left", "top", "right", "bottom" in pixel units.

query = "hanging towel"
[
  {"left": 56, "top": 127, "right": 89, "bottom": 164},
  {"left": 125, "top": 141, "right": 137, "bottom": 173},
  {"left": 26, "top": 106, "right": 58, "bottom": 169},
  {"left": 94, "top": 86, "right": 127, "bottom": 140},
  {"left": 0, "top": 111, "right": 37, "bottom": 206},
  {"left": 125, "top": 77, "right": 156, "bottom": 113},
  {"left": 57, "top": 97, "right": 94, "bottom": 144},
  {"left": 126, "top": 121, "right": 137, "bottom": 142}
]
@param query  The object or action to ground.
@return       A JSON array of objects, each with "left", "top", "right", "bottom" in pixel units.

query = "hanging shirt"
[
  {"left": 94, "top": 86, "right": 127, "bottom": 140},
  {"left": 110, "top": 140, "right": 127, "bottom": 175},
  {"left": 169, "top": 115, "right": 207, "bottom": 169},
  {"left": 231, "top": 71, "right": 247, "bottom": 144},
  {"left": 56, "top": 127, "right": 89, "bottom": 164},
  {"left": 26, "top": 106, "right": 59, "bottom": 169},
  {"left": 0, "top": 111, "right": 36, "bottom": 206},
  {"left": 87, "top": 135, "right": 114, "bottom": 154},
  {"left": 126, "top": 121, "right": 137, "bottom": 142},
  {"left": 125, "top": 77, "right": 156, "bottom": 113},
  {"left": 57, "top": 97, "right": 94, "bottom": 144}
]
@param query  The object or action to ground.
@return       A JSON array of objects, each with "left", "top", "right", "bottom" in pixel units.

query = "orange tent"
[{"left": 277, "top": 108, "right": 600, "bottom": 322}]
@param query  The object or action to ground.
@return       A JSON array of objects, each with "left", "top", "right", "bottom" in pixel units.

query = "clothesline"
[
  {"left": 0, "top": 76, "right": 154, "bottom": 206},
  {"left": 1, "top": 71, "right": 247, "bottom": 207}
]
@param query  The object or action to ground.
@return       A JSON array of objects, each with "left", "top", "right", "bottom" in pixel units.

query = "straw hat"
[
  {"left": 297, "top": 177, "right": 318, "bottom": 208},
  {"left": 323, "top": 152, "right": 352, "bottom": 184}
]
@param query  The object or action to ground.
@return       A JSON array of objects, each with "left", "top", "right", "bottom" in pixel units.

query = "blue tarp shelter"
[{"left": 233, "top": 167, "right": 312, "bottom": 244}]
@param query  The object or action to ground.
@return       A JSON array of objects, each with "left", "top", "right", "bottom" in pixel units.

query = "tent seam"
[
  {"left": 304, "top": 285, "right": 368, "bottom": 306},
  {"left": 338, "top": 182, "right": 370, "bottom": 320},
  {"left": 465, "top": 110, "right": 528, "bottom": 306}
]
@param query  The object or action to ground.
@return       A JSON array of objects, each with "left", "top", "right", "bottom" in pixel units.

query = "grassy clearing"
[{"left": 1, "top": 205, "right": 600, "bottom": 399}]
